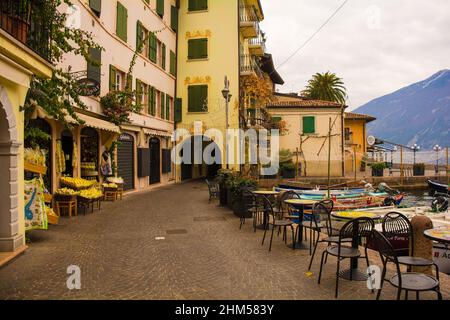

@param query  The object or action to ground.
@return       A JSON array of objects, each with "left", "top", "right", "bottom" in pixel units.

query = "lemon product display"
[
  {"left": 24, "top": 147, "right": 47, "bottom": 167},
  {"left": 55, "top": 188, "right": 79, "bottom": 196},
  {"left": 102, "top": 183, "right": 118, "bottom": 189},
  {"left": 79, "top": 187, "right": 103, "bottom": 199},
  {"left": 60, "top": 177, "right": 96, "bottom": 189},
  {"left": 107, "top": 177, "right": 124, "bottom": 184},
  {"left": 81, "top": 162, "right": 96, "bottom": 171}
]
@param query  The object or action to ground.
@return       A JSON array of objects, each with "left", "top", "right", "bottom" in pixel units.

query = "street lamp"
[
  {"left": 411, "top": 143, "right": 420, "bottom": 165},
  {"left": 433, "top": 144, "right": 442, "bottom": 175},
  {"left": 390, "top": 146, "right": 397, "bottom": 175},
  {"left": 222, "top": 76, "right": 232, "bottom": 169}
]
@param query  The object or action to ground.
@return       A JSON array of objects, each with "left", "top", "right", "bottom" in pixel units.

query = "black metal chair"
[
  {"left": 301, "top": 199, "right": 334, "bottom": 255},
  {"left": 261, "top": 196, "right": 295, "bottom": 252},
  {"left": 381, "top": 212, "right": 439, "bottom": 281},
  {"left": 205, "top": 179, "right": 220, "bottom": 203},
  {"left": 371, "top": 230, "right": 442, "bottom": 300},
  {"left": 240, "top": 185, "right": 257, "bottom": 230},
  {"left": 317, "top": 217, "right": 375, "bottom": 298},
  {"left": 307, "top": 201, "right": 353, "bottom": 270}
]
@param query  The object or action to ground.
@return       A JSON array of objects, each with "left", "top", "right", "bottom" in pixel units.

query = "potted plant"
[
  {"left": 281, "top": 162, "right": 296, "bottom": 179},
  {"left": 216, "top": 169, "right": 233, "bottom": 207},
  {"left": 1, "top": 0, "right": 32, "bottom": 43},
  {"left": 229, "top": 176, "right": 257, "bottom": 218},
  {"left": 413, "top": 163, "right": 425, "bottom": 176},
  {"left": 371, "top": 162, "right": 386, "bottom": 177}
]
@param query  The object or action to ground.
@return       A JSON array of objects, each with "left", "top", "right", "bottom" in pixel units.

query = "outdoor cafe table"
[
  {"left": 331, "top": 211, "right": 381, "bottom": 281},
  {"left": 252, "top": 190, "right": 280, "bottom": 230},
  {"left": 284, "top": 199, "right": 318, "bottom": 250},
  {"left": 424, "top": 225, "right": 450, "bottom": 246}
]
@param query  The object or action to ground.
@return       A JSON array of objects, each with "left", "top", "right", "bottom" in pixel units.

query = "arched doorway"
[
  {"left": 0, "top": 86, "right": 22, "bottom": 252},
  {"left": 149, "top": 137, "right": 161, "bottom": 185},
  {"left": 61, "top": 129, "right": 74, "bottom": 176},
  {"left": 80, "top": 128, "right": 99, "bottom": 180},
  {"left": 117, "top": 133, "right": 135, "bottom": 191},
  {"left": 25, "top": 118, "right": 52, "bottom": 190}
]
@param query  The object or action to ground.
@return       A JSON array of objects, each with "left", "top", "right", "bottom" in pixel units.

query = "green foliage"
[
  {"left": 280, "top": 162, "right": 296, "bottom": 171},
  {"left": 24, "top": 127, "right": 51, "bottom": 148},
  {"left": 100, "top": 91, "right": 133, "bottom": 126},
  {"left": 23, "top": 0, "right": 103, "bottom": 126},
  {"left": 229, "top": 175, "right": 257, "bottom": 197},
  {"left": 371, "top": 162, "right": 387, "bottom": 170},
  {"left": 301, "top": 71, "right": 347, "bottom": 105},
  {"left": 279, "top": 149, "right": 293, "bottom": 164}
]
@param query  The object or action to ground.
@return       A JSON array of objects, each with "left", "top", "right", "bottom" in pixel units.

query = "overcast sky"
[{"left": 260, "top": 0, "right": 450, "bottom": 110}]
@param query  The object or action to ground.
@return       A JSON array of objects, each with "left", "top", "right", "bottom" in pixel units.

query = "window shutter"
[
  {"left": 188, "top": 39, "right": 207, "bottom": 60},
  {"left": 170, "top": 51, "right": 176, "bottom": 76},
  {"left": 149, "top": 33, "right": 157, "bottom": 63},
  {"left": 125, "top": 73, "right": 132, "bottom": 91},
  {"left": 174, "top": 98, "right": 182, "bottom": 122},
  {"left": 136, "top": 79, "right": 142, "bottom": 108},
  {"left": 87, "top": 47, "right": 101, "bottom": 95},
  {"left": 199, "top": 0, "right": 208, "bottom": 10},
  {"left": 156, "top": 0, "right": 164, "bottom": 17},
  {"left": 148, "top": 86, "right": 152, "bottom": 115},
  {"left": 116, "top": 2, "right": 128, "bottom": 42},
  {"left": 151, "top": 87, "right": 156, "bottom": 116},
  {"left": 161, "top": 43, "right": 166, "bottom": 70},
  {"left": 188, "top": 85, "right": 207, "bottom": 112},
  {"left": 160, "top": 93, "right": 165, "bottom": 118},
  {"left": 136, "top": 21, "right": 143, "bottom": 53},
  {"left": 303, "top": 116, "right": 315, "bottom": 134},
  {"left": 109, "top": 65, "right": 116, "bottom": 92},
  {"left": 170, "top": 6, "right": 178, "bottom": 31},
  {"left": 89, "top": 0, "right": 101, "bottom": 16},
  {"left": 166, "top": 95, "right": 170, "bottom": 120}
]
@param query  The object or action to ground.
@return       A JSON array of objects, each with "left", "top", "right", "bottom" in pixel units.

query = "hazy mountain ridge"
[{"left": 355, "top": 70, "right": 450, "bottom": 149}]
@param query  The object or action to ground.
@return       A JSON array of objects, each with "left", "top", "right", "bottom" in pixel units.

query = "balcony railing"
[
  {"left": 239, "top": 4, "right": 260, "bottom": 23},
  {"left": 0, "top": 0, "right": 52, "bottom": 61},
  {"left": 240, "top": 54, "right": 263, "bottom": 77},
  {"left": 248, "top": 28, "right": 266, "bottom": 53}
]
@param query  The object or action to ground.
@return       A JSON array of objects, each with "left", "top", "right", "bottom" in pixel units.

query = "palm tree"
[{"left": 301, "top": 72, "right": 347, "bottom": 105}]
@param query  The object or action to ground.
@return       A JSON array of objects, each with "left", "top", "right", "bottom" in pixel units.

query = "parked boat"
[{"left": 428, "top": 180, "right": 450, "bottom": 195}]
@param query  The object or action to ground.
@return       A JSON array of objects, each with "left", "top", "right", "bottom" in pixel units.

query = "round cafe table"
[
  {"left": 284, "top": 199, "right": 318, "bottom": 250},
  {"left": 424, "top": 225, "right": 450, "bottom": 246},
  {"left": 252, "top": 190, "right": 280, "bottom": 230},
  {"left": 331, "top": 211, "right": 381, "bottom": 281}
]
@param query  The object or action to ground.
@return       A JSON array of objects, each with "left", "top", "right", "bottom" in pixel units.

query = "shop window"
[
  {"left": 80, "top": 128, "right": 99, "bottom": 180},
  {"left": 60, "top": 130, "right": 74, "bottom": 177}
]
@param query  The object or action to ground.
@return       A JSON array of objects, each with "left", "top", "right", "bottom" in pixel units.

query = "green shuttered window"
[
  {"left": 136, "top": 79, "right": 142, "bottom": 108},
  {"left": 171, "top": 6, "right": 178, "bottom": 31},
  {"left": 89, "top": 0, "right": 101, "bottom": 16},
  {"left": 136, "top": 21, "right": 143, "bottom": 53},
  {"left": 149, "top": 33, "right": 157, "bottom": 63},
  {"left": 87, "top": 47, "right": 101, "bottom": 95},
  {"left": 188, "top": 0, "right": 208, "bottom": 11},
  {"left": 116, "top": 2, "right": 128, "bottom": 42},
  {"left": 166, "top": 95, "right": 171, "bottom": 120},
  {"left": 149, "top": 87, "right": 156, "bottom": 116},
  {"left": 174, "top": 98, "right": 182, "bottom": 122},
  {"left": 161, "top": 43, "right": 166, "bottom": 70},
  {"left": 109, "top": 65, "right": 116, "bottom": 92},
  {"left": 170, "top": 51, "right": 176, "bottom": 76},
  {"left": 302, "top": 116, "right": 316, "bottom": 134},
  {"left": 188, "top": 85, "right": 208, "bottom": 112},
  {"left": 188, "top": 38, "right": 208, "bottom": 60},
  {"left": 160, "top": 92, "right": 165, "bottom": 118},
  {"left": 157, "top": 0, "right": 164, "bottom": 17}
]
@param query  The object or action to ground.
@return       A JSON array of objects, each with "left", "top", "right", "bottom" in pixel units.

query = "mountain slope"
[{"left": 355, "top": 70, "right": 450, "bottom": 149}]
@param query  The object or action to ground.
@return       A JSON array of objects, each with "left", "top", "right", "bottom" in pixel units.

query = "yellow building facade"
[
  {"left": 175, "top": 0, "right": 269, "bottom": 180},
  {"left": 267, "top": 93, "right": 346, "bottom": 177},
  {"left": 344, "top": 112, "right": 376, "bottom": 176},
  {"left": 0, "top": 9, "right": 52, "bottom": 253}
]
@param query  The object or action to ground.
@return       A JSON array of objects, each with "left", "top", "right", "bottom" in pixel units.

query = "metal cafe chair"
[
  {"left": 381, "top": 212, "right": 439, "bottom": 282},
  {"left": 240, "top": 185, "right": 257, "bottom": 230},
  {"left": 371, "top": 230, "right": 442, "bottom": 300},
  {"left": 317, "top": 217, "right": 375, "bottom": 298},
  {"left": 205, "top": 178, "right": 220, "bottom": 203},
  {"left": 261, "top": 196, "right": 295, "bottom": 252}
]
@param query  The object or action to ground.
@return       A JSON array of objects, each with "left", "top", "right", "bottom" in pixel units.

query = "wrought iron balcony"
[
  {"left": 248, "top": 28, "right": 266, "bottom": 56},
  {"left": 239, "top": 4, "right": 260, "bottom": 38},
  {"left": 240, "top": 54, "right": 263, "bottom": 77},
  {"left": 0, "top": 0, "right": 52, "bottom": 61}
]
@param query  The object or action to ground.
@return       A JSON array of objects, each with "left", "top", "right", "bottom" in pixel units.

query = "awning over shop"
[
  {"left": 143, "top": 128, "right": 172, "bottom": 138},
  {"left": 69, "top": 113, "right": 121, "bottom": 134}
]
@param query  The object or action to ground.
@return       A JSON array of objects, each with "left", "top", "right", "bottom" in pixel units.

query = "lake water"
[{"left": 401, "top": 189, "right": 438, "bottom": 208}]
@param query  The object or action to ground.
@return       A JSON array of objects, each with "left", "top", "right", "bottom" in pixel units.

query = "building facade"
[
  {"left": 344, "top": 112, "right": 376, "bottom": 176},
  {"left": 174, "top": 0, "right": 281, "bottom": 180},
  {"left": 267, "top": 93, "right": 346, "bottom": 178},
  {"left": 0, "top": 1, "right": 52, "bottom": 252},
  {"left": 31, "top": 0, "right": 178, "bottom": 194}
]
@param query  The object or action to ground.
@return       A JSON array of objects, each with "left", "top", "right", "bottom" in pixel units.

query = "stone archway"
[{"left": 0, "top": 85, "right": 23, "bottom": 252}]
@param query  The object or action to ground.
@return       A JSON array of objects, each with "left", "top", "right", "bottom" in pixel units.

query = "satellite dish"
[{"left": 367, "top": 135, "right": 376, "bottom": 146}]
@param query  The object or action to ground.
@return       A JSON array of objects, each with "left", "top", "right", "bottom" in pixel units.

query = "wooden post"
[
  {"left": 327, "top": 118, "right": 332, "bottom": 198},
  {"left": 354, "top": 145, "right": 357, "bottom": 182},
  {"left": 400, "top": 146, "right": 404, "bottom": 186},
  {"left": 447, "top": 147, "right": 449, "bottom": 185},
  {"left": 295, "top": 147, "right": 299, "bottom": 180}
]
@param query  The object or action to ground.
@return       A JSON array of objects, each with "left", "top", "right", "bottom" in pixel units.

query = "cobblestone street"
[{"left": 0, "top": 181, "right": 448, "bottom": 300}]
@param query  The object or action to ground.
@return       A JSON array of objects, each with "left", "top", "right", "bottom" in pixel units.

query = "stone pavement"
[{"left": 0, "top": 181, "right": 448, "bottom": 300}]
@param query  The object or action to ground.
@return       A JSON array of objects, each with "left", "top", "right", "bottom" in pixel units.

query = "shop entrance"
[
  {"left": 117, "top": 133, "right": 135, "bottom": 191},
  {"left": 61, "top": 130, "right": 74, "bottom": 176},
  {"left": 80, "top": 128, "right": 99, "bottom": 181},
  {"left": 149, "top": 137, "right": 160, "bottom": 185}
]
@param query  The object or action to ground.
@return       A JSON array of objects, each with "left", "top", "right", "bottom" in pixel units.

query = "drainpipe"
[{"left": 173, "top": 1, "right": 180, "bottom": 183}]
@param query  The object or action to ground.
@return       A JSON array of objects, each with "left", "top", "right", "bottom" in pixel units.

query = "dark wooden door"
[
  {"left": 149, "top": 138, "right": 160, "bottom": 185},
  {"left": 117, "top": 133, "right": 135, "bottom": 191}
]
